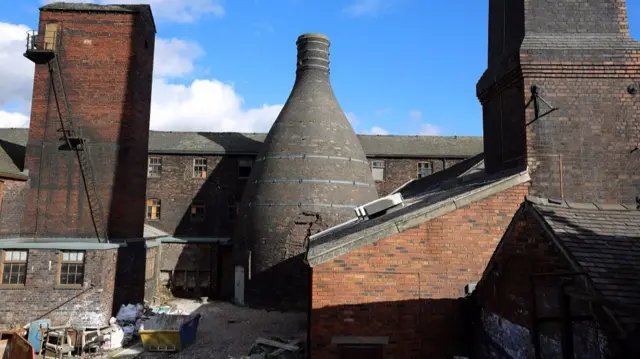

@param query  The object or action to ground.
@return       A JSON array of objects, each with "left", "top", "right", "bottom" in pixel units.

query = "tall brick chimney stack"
[
  {"left": 478, "top": 0, "right": 640, "bottom": 203},
  {"left": 21, "top": 3, "right": 156, "bottom": 240}
]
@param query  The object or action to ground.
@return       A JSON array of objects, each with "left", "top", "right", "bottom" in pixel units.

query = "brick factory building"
[
  {"left": 0, "top": 2, "right": 482, "bottom": 330},
  {"left": 1, "top": 1, "right": 639, "bottom": 358},
  {"left": 305, "top": 0, "right": 640, "bottom": 358}
]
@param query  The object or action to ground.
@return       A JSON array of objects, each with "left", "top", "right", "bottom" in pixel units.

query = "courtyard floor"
[{"left": 113, "top": 299, "right": 307, "bottom": 359}]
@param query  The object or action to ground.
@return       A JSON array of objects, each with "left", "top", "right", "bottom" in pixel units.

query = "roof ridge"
[{"left": 526, "top": 195, "right": 639, "bottom": 212}]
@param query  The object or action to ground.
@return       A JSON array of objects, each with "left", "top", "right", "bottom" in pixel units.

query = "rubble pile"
[{"left": 231, "top": 337, "right": 305, "bottom": 359}]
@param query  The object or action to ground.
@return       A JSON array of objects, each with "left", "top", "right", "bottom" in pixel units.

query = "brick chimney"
[
  {"left": 477, "top": 0, "right": 640, "bottom": 203},
  {"left": 20, "top": 3, "right": 156, "bottom": 240}
]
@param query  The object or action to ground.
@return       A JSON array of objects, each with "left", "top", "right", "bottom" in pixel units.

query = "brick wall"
[
  {"left": 144, "top": 154, "right": 466, "bottom": 237},
  {"left": 20, "top": 8, "right": 154, "bottom": 239},
  {"left": 145, "top": 154, "right": 250, "bottom": 236},
  {"left": 0, "top": 179, "right": 28, "bottom": 237},
  {"left": 310, "top": 183, "right": 529, "bottom": 359},
  {"left": 474, "top": 206, "right": 614, "bottom": 359},
  {"left": 478, "top": 0, "right": 640, "bottom": 204},
  {"left": 371, "top": 157, "right": 463, "bottom": 196},
  {"left": 157, "top": 242, "right": 233, "bottom": 300},
  {"left": 0, "top": 248, "right": 117, "bottom": 329}
]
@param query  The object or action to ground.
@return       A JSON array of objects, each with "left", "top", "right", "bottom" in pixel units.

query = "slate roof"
[
  {"left": 0, "top": 128, "right": 28, "bottom": 179},
  {"left": 528, "top": 196, "right": 640, "bottom": 328},
  {"left": 305, "top": 156, "right": 530, "bottom": 266},
  {"left": 0, "top": 128, "right": 483, "bottom": 158}
]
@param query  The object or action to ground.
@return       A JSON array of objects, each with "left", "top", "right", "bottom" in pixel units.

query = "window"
[
  {"left": 417, "top": 162, "right": 433, "bottom": 179},
  {"left": 193, "top": 158, "right": 207, "bottom": 178},
  {"left": 59, "top": 251, "right": 85, "bottom": 286},
  {"left": 148, "top": 157, "right": 162, "bottom": 177},
  {"left": 147, "top": 199, "right": 161, "bottom": 220},
  {"left": 44, "top": 23, "right": 58, "bottom": 50},
  {"left": 145, "top": 252, "right": 156, "bottom": 280},
  {"left": 1, "top": 250, "right": 27, "bottom": 285},
  {"left": 190, "top": 200, "right": 206, "bottom": 222},
  {"left": 371, "top": 160, "right": 385, "bottom": 182},
  {"left": 238, "top": 159, "right": 253, "bottom": 179}
]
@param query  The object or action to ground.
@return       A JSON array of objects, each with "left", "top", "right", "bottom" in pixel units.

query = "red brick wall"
[
  {"left": 20, "top": 9, "right": 154, "bottom": 238},
  {"left": 474, "top": 206, "right": 615, "bottom": 358},
  {"left": 310, "top": 183, "right": 530, "bottom": 359},
  {"left": 0, "top": 179, "right": 27, "bottom": 237},
  {"left": 0, "top": 248, "right": 117, "bottom": 329}
]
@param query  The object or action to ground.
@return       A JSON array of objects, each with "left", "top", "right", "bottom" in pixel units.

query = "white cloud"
[
  {"left": 419, "top": 124, "right": 441, "bottom": 136},
  {"left": 0, "top": 22, "right": 34, "bottom": 109},
  {"left": 409, "top": 110, "right": 422, "bottom": 121},
  {"left": 154, "top": 38, "right": 204, "bottom": 78},
  {"left": 151, "top": 79, "right": 282, "bottom": 132},
  {"left": 0, "top": 19, "right": 283, "bottom": 133},
  {"left": 0, "top": 110, "right": 29, "bottom": 128},
  {"left": 366, "top": 126, "right": 389, "bottom": 135},
  {"left": 41, "top": 0, "right": 224, "bottom": 23},
  {"left": 343, "top": 0, "right": 397, "bottom": 17}
]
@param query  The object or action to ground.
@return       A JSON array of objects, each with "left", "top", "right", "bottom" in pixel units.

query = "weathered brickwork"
[
  {"left": 0, "top": 248, "right": 117, "bottom": 329},
  {"left": 157, "top": 242, "right": 233, "bottom": 300},
  {"left": 20, "top": 8, "right": 154, "bottom": 239},
  {"left": 310, "top": 183, "right": 529, "bottom": 359},
  {"left": 144, "top": 155, "right": 461, "bottom": 236},
  {"left": 0, "top": 179, "right": 28, "bottom": 237},
  {"left": 372, "top": 157, "right": 463, "bottom": 196},
  {"left": 478, "top": 0, "right": 640, "bottom": 204},
  {"left": 474, "top": 207, "right": 615, "bottom": 359},
  {"left": 145, "top": 154, "right": 250, "bottom": 236}
]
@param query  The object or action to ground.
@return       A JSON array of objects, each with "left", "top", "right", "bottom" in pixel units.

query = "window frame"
[
  {"left": 148, "top": 156, "right": 162, "bottom": 178},
  {"left": 371, "top": 160, "right": 385, "bottom": 182},
  {"left": 146, "top": 198, "right": 161, "bottom": 221},
  {"left": 238, "top": 159, "right": 253, "bottom": 179},
  {"left": 417, "top": 161, "right": 433, "bottom": 179},
  {"left": 57, "top": 250, "right": 85, "bottom": 288},
  {"left": 193, "top": 158, "right": 208, "bottom": 179},
  {"left": 0, "top": 249, "right": 28, "bottom": 286},
  {"left": 190, "top": 200, "right": 206, "bottom": 223}
]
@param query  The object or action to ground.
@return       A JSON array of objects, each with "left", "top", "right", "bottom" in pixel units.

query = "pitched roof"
[
  {"left": 0, "top": 128, "right": 28, "bottom": 180},
  {"left": 0, "top": 128, "right": 484, "bottom": 158},
  {"left": 528, "top": 196, "right": 640, "bottom": 328},
  {"left": 305, "top": 157, "right": 530, "bottom": 266}
]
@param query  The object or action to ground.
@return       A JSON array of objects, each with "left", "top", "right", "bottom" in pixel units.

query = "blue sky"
[{"left": 0, "top": 1, "right": 639, "bottom": 136}]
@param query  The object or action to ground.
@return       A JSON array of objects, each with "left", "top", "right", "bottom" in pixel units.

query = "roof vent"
[{"left": 355, "top": 192, "right": 404, "bottom": 219}]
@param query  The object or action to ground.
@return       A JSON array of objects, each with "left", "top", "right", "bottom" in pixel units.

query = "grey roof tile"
[
  {"left": 306, "top": 161, "right": 530, "bottom": 266},
  {"left": 0, "top": 128, "right": 27, "bottom": 178},
  {"left": 530, "top": 197, "right": 640, "bottom": 327},
  {"left": 0, "top": 128, "right": 483, "bottom": 158}
]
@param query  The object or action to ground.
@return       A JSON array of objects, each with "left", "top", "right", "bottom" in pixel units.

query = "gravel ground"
[{"left": 136, "top": 299, "right": 307, "bottom": 359}]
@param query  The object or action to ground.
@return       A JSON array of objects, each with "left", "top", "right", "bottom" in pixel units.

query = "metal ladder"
[{"left": 48, "top": 49, "right": 109, "bottom": 242}]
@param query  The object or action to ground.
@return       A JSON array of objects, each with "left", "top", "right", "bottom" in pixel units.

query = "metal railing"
[{"left": 26, "top": 29, "right": 58, "bottom": 51}]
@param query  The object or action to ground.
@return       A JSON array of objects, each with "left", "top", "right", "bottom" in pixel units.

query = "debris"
[{"left": 247, "top": 337, "right": 304, "bottom": 358}]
